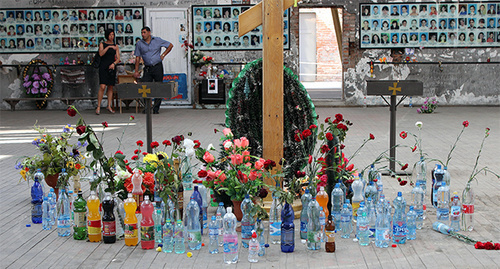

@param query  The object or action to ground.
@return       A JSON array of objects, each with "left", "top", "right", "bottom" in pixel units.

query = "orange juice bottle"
[
  {"left": 87, "top": 191, "right": 102, "bottom": 242},
  {"left": 124, "top": 193, "right": 138, "bottom": 246},
  {"left": 317, "top": 187, "right": 329, "bottom": 217}
]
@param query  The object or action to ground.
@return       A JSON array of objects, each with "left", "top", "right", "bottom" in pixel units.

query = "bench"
[{"left": 3, "top": 97, "right": 98, "bottom": 111}]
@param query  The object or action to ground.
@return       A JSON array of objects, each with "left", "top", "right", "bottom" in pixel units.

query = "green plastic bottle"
[{"left": 73, "top": 190, "right": 88, "bottom": 240}]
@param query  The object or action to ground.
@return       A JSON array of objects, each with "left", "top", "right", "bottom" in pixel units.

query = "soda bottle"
[
  {"left": 432, "top": 164, "right": 444, "bottom": 208},
  {"left": 281, "top": 203, "right": 295, "bottom": 253},
  {"left": 87, "top": 190, "right": 101, "bottom": 242},
  {"left": 366, "top": 197, "right": 377, "bottom": 239},
  {"left": 392, "top": 192, "right": 407, "bottom": 244},
  {"left": 406, "top": 206, "right": 417, "bottom": 240},
  {"left": 319, "top": 207, "right": 326, "bottom": 242},
  {"left": 300, "top": 188, "right": 312, "bottom": 240},
  {"left": 216, "top": 203, "right": 225, "bottom": 246},
  {"left": 248, "top": 230, "right": 259, "bottom": 263},
  {"left": 450, "top": 192, "right": 461, "bottom": 231},
  {"left": 411, "top": 182, "right": 424, "bottom": 229},
  {"left": 255, "top": 218, "right": 265, "bottom": 256},
  {"left": 462, "top": 182, "right": 474, "bottom": 231},
  {"left": 269, "top": 193, "right": 282, "bottom": 244},
  {"left": 208, "top": 215, "right": 219, "bottom": 254},
  {"left": 102, "top": 192, "right": 116, "bottom": 243},
  {"left": 131, "top": 168, "right": 144, "bottom": 212},
  {"left": 34, "top": 168, "right": 46, "bottom": 196},
  {"left": 223, "top": 207, "right": 238, "bottom": 264},
  {"left": 174, "top": 219, "right": 185, "bottom": 254},
  {"left": 340, "top": 203, "right": 352, "bottom": 238},
  {"left": 48, "top": 190, "right": 57, "bottom": 226},
  {"left": 331, "top": 183, "right": 344, "bottom": 229},
  {"left": 307, "top": 197, "right": 321, "bottom": 250},
  {"left": 162, "top": 218, "right": 174, "bottom": 253},
  {"left": 31, "top": 175, "right": 43, "bottom": 224},
  {"left": 436, "top": 182, "right": 450, "bottom": 221},
  {"left": 375, "top": 195, "right": 391, "bottom": 248},
  {"left": 357, "top": 202, "right": 370, "bottom": 246},
  {"left": 57, "top": 189, "right": 71, "bottom": 237},
  {"left": 186, "top": 197, "right": 202, "bottom": 250},
  {"left": 141, "top": 195, "right": 155, "bottom": 249},
  {"left": 73, "top": 190, "right": 87, "bottom": 240},
  {"left": 325, "top": 214, "right": 336, "bottom": 252},
  {"left": 316, "top": 186, "right": 329, "bottom": 217},
  {"left": 241, "top": 194, "right": 254, "bottom": 248},
  {"left": 191, "top": 186, "right": 203, "bottom": 235},
  {"left": 42, "top": 196, "right": 51, "bottom": 230},
  {"left": 153, "top": 206, "right": 163, "bottom": 243},
  {"left": 351, "top": 174, "right": 365, "bottom": 220},
  {"left": 124, "top": 193, "right": 138, "bottom": 246}
]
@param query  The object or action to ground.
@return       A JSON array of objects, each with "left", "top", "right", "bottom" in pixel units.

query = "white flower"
[
  {"left": 183, "top": 138, "right": 195, "bottom": 149},
  {"left": 223, "top": 141, "right": 233, "bottom": 150},
  {"left": 207, "top": 143, "right": 215, "bottom": 151},
  {"left": 415, "top": 121, "right": 423, "bottom": 129},
  {"left": 185, "top": 148, "right": 195, "bottom": 158}
]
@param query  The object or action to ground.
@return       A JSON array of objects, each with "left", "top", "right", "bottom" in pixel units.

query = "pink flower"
[
  {"left": 255, "top": 158, "right": 265, "bottom": 170},
  {"left": 222, "top": 128, "right": 233, "bottom": 136},
  {"left": 207, "top": 170, "right": 217, "bottom": 179},
  {"left": 249, "top": 170, "right": 261, "bottom": 181},
  {"left": 230, "top": 154, "right": 243, "bottom": 165},
  {"left": 240, "top": 137, "right": 249, "bottom": 147},
  {"left": 32, "top": 81, "right": 40, "bottom": 89},
  {"left": 233, "top": 139, "right": 242, "bottom": 148},
  {"left": 42, "top": 72, "right": 52, "bottom": 81},
  {"left": 203, "top": 151, "right": 215, "bottom": 163},
  {"left": 223, "top": 140, "right": 233, "bottom": 150},
  {"left": 242, "top": 150, "right": 250, "bottom": 162}
]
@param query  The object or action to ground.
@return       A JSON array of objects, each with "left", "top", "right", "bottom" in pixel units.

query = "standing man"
[{"left": 134, "top": 26, "right": 173, "bottom": 114}]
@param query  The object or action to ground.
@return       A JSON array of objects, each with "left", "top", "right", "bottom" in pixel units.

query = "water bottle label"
[
  {"left": 325, "top": 231, "right": 335, "bottom": 243},
  {"left": 209, "top": 228, "right": 218, "bottom": 236},
  {"left": 187, "top": 231, "right": 201, "bottom": 242},
  {"left": 223, "top": 240, "right": 238, "bottom": 254},
  {"left": 358, "top": 224, "right": 369, "bottom": 231},
  {"left": 249, "top": 245, "right": 259, "bottom": 252},
  {"left": 307, "top": 231, "right": 317, "bottom": 243},
  {"left": 270, "top": 222, "right": 281, "bottom": 236},
  {"left": 242, "top": 223, "right": 253, "bottom": 239},
  {"left": 462, "top": 204, "right": 474, "bottom": 214},
  {"left": 393, "top": 222, "right": 407, "bottom": 236},
  {"left": 300, "top": 221, "right": 307, "bottom": 232},
  {"left": 87, "top": 220, "right": 101, "bottom": 236},
  {"left": 103, "top": 221, "right": 116, "bottom": 236},
  {"left": 125, "top": 223, "right": 138, "bottom": 239},
  {"left": 74, "top": 212, "right": 86, "bottom": 228},
  {"left": 376, "top": 229, "right": 390, "bottom": 241},
  {"left": 341, "top": 216, "right": 350, "bottom": 222},
  {"left": 281, "top": 228, "right": 294, "bottom": 244},
  {"left": 450, "top": 206, "right": 461, "bottom": 217},
  {"left": 141, "top": 226, "right": 154, "bottom": 242}
]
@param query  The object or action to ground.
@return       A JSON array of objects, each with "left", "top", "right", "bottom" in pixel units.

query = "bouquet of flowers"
[
  {"left": 22, "top": 60, "right": 53, "bottom": 98},
  {"left": 417, "top": 97, "right": 438, "bottom": 113},
  {"left": 191, "top": 50, "right": 214, "bottom": 68}
]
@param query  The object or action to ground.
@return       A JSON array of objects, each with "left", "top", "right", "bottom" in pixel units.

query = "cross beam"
[{"left": 238, "top": 0, "right": 294, "bottom": 37}]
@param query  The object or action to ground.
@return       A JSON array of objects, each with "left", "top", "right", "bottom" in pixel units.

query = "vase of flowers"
[
  {"left": 21, "top": 59, "right": 54, "bottom": 109},
  {"left": 417, "top": 97, "right": 438, "bottom": 113}
]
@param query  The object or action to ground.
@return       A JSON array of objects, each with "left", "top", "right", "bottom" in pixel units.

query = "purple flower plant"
[
  {"left": 32, "top": 81, "right": 40, "bottom": 89},
  {"left": 32, "top": 74, "right": 41, "bottom": 80},
  {"left": 41, "top": 72, "right": 52, "bottom": 81}
]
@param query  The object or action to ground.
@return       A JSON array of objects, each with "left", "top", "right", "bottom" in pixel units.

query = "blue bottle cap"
[
  {"left": 319, "top": 207, "right": 323, "bottom": 210},
  {"left": 397, "top": 192, "right": 402, "bottom": 196},
  {"left": 371, "top": 164, "right": 375, "bottom": 168},
  {"left": 346, "top": 199, "right": 350, "bottom": 203},
  {"left": 367, "top": 197, "right": 372, "bottom": 201},
  {"left": 245, "top": 194, "right": 250, "bottom": 199},
  {"left": 442, "top": 182, "right": 446, "bottom": 186},
  {"left": 211, "top": 215, "right": 216, "bottom": 220},
  {"left": 305, "top": 189, "right": 310, "bottom": 193},
  {"left": 61, "top": 168, "right": 66, "bottom": 172},
  {"left": 436, "top": 164, "right": 442, "bottom": 169},
  {"left": 409, "top": 206, "right": 414, "bottom": 210},
  {"left": 26, "top": 224, "right": 31, "bottom": 227},
  {"left": 194, "top": 185, "right": 198, "bottom": 191},
  {"left": 37, "top": 168, "right": 42, "bottom": 171},
  {"left": 219, "top": 202, "right": 224, "bottom": 206},
  {"left": 335, "top": 183, "right": 340, "bottom": 188},
  {"left": 360, "top": 201, "right": 365, "bottom": 206}
]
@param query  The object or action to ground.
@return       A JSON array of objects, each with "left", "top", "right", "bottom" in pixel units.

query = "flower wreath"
[{"left": 22, "top": 59, "right": 54, "bottom": 109}]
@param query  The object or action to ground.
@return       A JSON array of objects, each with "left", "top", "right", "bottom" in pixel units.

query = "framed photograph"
[
  {"left": 0, "top": 6, "right": 144, "bottom": 54},
  {"left": 192, "top": 5, "right": 290, "bottom": 51},
  {"left": 359, "top": 1, "right": 500, "bottom": 49}
]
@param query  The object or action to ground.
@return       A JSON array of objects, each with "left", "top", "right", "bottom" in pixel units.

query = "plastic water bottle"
[
  {"left": 281, "top": 202, "right": 295, "bottom": 253},
  {"left": 366, "top": 197, "right": 377, "bottom": 239},
  {"left": 255, "top": 219, "right": 265, "bottom": 256},
  {"left": 340, "top": 204, "right": 352, "bottom": 238},
  {"left": 346, "top": 199, "right": 353, "bottom": 220},
  {"left": 450, "top": 192, "right": 461, "bottom": 232},
  {"left": 462, "top": 183, "right": 474, "bottom": 231},
  {"left": 57, "top": 189, "right": 71, "bottom": 237},
  {"left": 216, "top": 209, "right": 224, "bottom": 247},
  {"left": 411, "top": 182, "right": 424, "bottom": 229},
  {"left": 42, "top": 196, "right": 51, "bottom": 230},
  {"left": 186, "top": 197, "right": 202, "bottom": 250},
  {"left": 433, "top": 221, "right": 452, "bottom": 235},
  {"left": 357, "top": 202, "right": 370, "bottom": 246},
  {"left": 376, "top": 174, "right": 383, "bottom": 200},
  {"left": 432, "top": 164, "right": 444, "bottom": 208},
  {"left": 269, "top": 193, "right": 282, "bottom": 244},
  {"left": 208, "top": 215, "right": 219, "bottom": 254},
  {"left": 140, "top": 195, "right": 155, "bottom": 249},
  {"left": 191, "top": 186, "right": 203, "bottom": 235},
  {"left": 198, "top": 183, "right": 209, "bottom": 230},
  {"left": 68, "top": 190, "right": 74, "bottom": 225},
  {"left": 319, "top": 207, "right": 326, "bottom": 242},
  {"left": 241, "top": 194, "right": 254, "bottom": 248},
  {"left": 153, "top": 206, "right": 163, "bottom": 243},
  {"left": 331, "top": 183, "right": 344, "bottom": 229},
  {"left": 248, "top": 231, "right": 259, "bottom": 263},
  {"left": 409, "top": 96, "right": 413, "bottom": 107},
  {"left": 34, "top": 168, "right": 46, "bottom": 196},
  {"left": 223, "top": 207, "right": 238, "bottom": 264},
  {"left": 300, "top": 189, "right": 312, "bottom": 239},
  {"left": 31, "top": 176, "right": 43, "bottom": 223},
  {"left": 307, "top": 197, "right": 321, "bottom": 250},
  {"left": 415, "top": 157, "right": 427, "bottom": 219},
  {"left": 365, "top": 181, "right": 378, "bottom": 203},
  {"left": 443, "top": 166, "right": 451, "bottom": 187},
  {"left": 102, "top": 192, "right": 116, "bottom": 243},
  {"left": 174, "top": 219, "right": 185, "bottom": 254},
  {"left": 406, "top": 206, "right": 417, "bottom": 240},
  {"left": 437, "top": 182, "right": 450, "bottom": 221},
  {"left": 392, "top": 192, "right": 407, "bottom": 244},
  {"left": 351, "top": 174, "right": 365, "bottom": 220},
  {"left": 162, "top": 219, "right": 174, "bottom": 253},
  {"left": 217, "top": 202, "right": 226, "bottom": 218},
  {"left": 375, "top": 195, "right": 391, "bottom": 248}
]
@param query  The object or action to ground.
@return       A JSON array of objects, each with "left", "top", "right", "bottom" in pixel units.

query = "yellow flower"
[
  {"left": 40, "top": 139, "right": 46, "bottom": 143},
  {"left": 20, "top": 170, "right": 27, "bottom": 180},
  {"left": 156, "top": 151, "right": 168, "bottom": 159},
  {"left": 67, "top": 161, "right": 74, "bottom": 168},
  {"left": 143, "top": 153, "right": 159, "bottom": 167}
]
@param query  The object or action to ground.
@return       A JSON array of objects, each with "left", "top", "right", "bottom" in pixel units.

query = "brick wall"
[
  {"left": 315, "top": 9, "right": 342, "bottom": 82},
  {"left": 342, "top": 10, "right": 363, "bottom": 72}
]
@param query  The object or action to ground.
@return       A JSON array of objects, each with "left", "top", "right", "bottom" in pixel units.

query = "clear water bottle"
[
  {"left": 415, "top": 157, "right": 427, "bottom": 219},
  {"left": 376, "top": 174, "right": 383, "bottom": 200},
  {"left": 216, "top": 212, "right": 224, "bottom": 247},
  {"left": 269, "top": 193, "right": 282, "bottom": 244},
  {"left": 307, "top": 197, "right": 321, "bottom": 250},
  {"left": 357, "top": 202, "right": 370, "bottom": 246},
  {"left": 208, "top": 215, "right": 219, "bottom": 254},
  {"left": 406, "top": 206, "right": 417, "bottom": 240},
  {"left": 392, "top": 192, "right": 407, "bottom": 244},
  {"left": 364, "top": 181, "right": 378, "bottom": 203},
  {"left": 153, "top": 207, "right": 163, "bottom": 243},
  {"left": 375, "top": 195, "right": 391, "bottom": 248},
  {"left": 223, "top": 207, "right": 238, "bottom": 264},
  {"left": 162, "top": 219, "right": 174, "bottom": 253},
  {"left": 432, "top": 164, "right": 444, "bottom": 208},
  {"left": 300, "top": 188, "right": 312, "bottom": 240},
  {"left": 248, "top": 231, "right": 259, "bottom": 263},
  {"left": 241, "top": 194, "right": 254, "bottom": 248},
  {"left": 31, "top": 175, "right": 43, "bottom": 224},
  {"left": 351, "top": 174, "right": 365, "bottom": 220},
  {"left": 217, "top": 202, "right": 226, "bottom": 218},
  {"left": 319, "top": 207, "right": 326, "bottom": 242},
  {"left": 366, "top": 197, "right": 377, "bottom": 239},
  {"left": 186, "top": 197, "right": 201, "bottom": 250},
  {"left": 34, "top": 168, "right": 46, "bottom": 197},
  {"left": 42, "top": 196, "right": 51, "bottom": 230},
  {"left": 340, "top": 203, "right": 352, "bottom": 238},
  {"left": 462, "top": 183, "right": 474, "bottom": 231},
  {"left": 198, "top": 183, "right": 208, "bottom": 230},
  {"left": 182, "top": 156, "right": 193, "bottom": 191},
  {"left": 174, "top": 219, "right": 185, "bottom": 254},
  {"left": 450, "top": 192, "right": 461, "bottom": 232},
  {"left": 437, "top": 182, "right": 450, "bottom": 221},
  {"left": 57, "top": 189, "right": 71, "bottom": 237},
  {"left": 331, "top": 183, "right": 345, "bottom": 230},
  {"left": 346, "top": 199, "right": 353, "bottom": 220},
  {"left": 255, "top": 219, "right": 265, "bottom": 256},
  {"left": 411, "top": 182, "right": 424, "bottom": 229},
  {"left": 443, "top": 166, "right": 451, "bottom": 187},
  {"left": 191, "top": 186, "right": 203, "bottom": 235},
  {"left": 68, "top": 190, "right": 74, "bottom": 226},
  {"left": 432, "top": 221, "right": 452, "bottom": 235}
]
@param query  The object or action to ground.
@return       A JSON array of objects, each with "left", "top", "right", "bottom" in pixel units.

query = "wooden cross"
[{"left": 239, "top": 0, "right": 294, "bottom": 198}]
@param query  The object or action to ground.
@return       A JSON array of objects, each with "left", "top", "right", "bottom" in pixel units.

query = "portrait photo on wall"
[
  {"left": 0, "top": 6, "right": 144, "bottom": 53},
  {"left": 359, "top": 1, "right": 500, "bottom": 49},
  {"left": 192, "top": 5, "right": 290, "bottom": 51}
]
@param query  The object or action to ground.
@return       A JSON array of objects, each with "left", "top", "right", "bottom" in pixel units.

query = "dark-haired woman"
[{"left": 97, "top": 29, "right": 120, "bottom": 115}]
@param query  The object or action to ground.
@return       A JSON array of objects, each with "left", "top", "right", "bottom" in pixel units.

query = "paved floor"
[{"left": 0, "top": 106, "right": 499, "bottom": 268}]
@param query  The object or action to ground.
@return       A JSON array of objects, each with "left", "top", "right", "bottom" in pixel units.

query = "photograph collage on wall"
[
  {"left": 359, "top": 1, "right": 500, "bottom": 49},
  {"left": 0, "top": 7, "right": 144, "bottom": 53},
  {"left": 192, "top": 5, "right": 290, "bottom": 51}
]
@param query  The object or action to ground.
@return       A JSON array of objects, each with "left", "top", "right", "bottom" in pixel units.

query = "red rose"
[
  {"left": 172, "top": 135, "right": 183, "bottom": 145},
  {"left": 67, "top": 107, "right": 77, "bottom": 117},
  {"left": 76, "top": 125, "right": 86, "bottom": 135},
  {"left": 151, "top": 141, "right": 159, "bottom": 148},
  {"left": 136, "top": 140, "right": 144, "bottom": 147},
  {"left": 294, "top": 134, "right": 302, "bottom": 142},
  {"left": 369, "top": 133, "right": 375, "bottom": 140},
  {"left": 309, "top": 124, "right": 317, "bottom": 129},
  {"left": 301, "top": 129, "right": 312, "bottom": 139},
  {"left": 399, "top": 131, "right": 408, "bottom": 139},
  {"left": 258, "top": 187, "right": 268, "bottom": 199},
  {"left": 102, "top": 121, "right": 108, "bottom": 128},
  {"left": 115, "top": 150, "right": 124, "bottom": 155},
  {"left": 308, "top": 155, "right": 313, "bottom": 164},
  {"left": 325, "top": 132, "right": 333, "bottom": 141},
  {"left": 193, "top": 140, "right": 201, "bottom": 149},
  {"left": 162, "top": 140, "right": 172, "bottom": 146},
  {"left": 484, "top": 242, "right": 494, "bottom": 250},
  {"left": 337, "top": 123, "right": 346, "bottom": 130},
  {"left": 198, "top": 170, "right": 208, "bottom": 178},
  {"left": 474, "top": 242, "right": 484, "bottom": 249},
  {"left": 399, "top": 180, "right": 408, "bottom": 186},
  {"left": 131, "top": 155, "right": 139, "bottom": 160},
  {"left": 335, "top": 113, "right": 343, "bottom": 122},
  {"left": 142, "top": 152, "right": 148, "bottom": 156},
  {"left": 494, "top": 243, "right": 500, "bottom": 250},
  {"left": 130, "top": 115, "right": 135, "bottom": 120},
  {"left": 462, "top": 120, "right": 469, "bottom": 127},
  {"left": 320, "top": 145, "right": 330, "bottom": 154},
  {"left": 324, "top": 117, "right": 331, "bottom": 123},
  {"left": 134, "top": 149, "right": 141, "bottom": 154},
  {"left": 401, "top": 163, "right": 409, "bottom": 170},
  {"left": 264, "top": 159, "right": 276, "bottom": 170},
  {"left": 340, "top": 144, "right": 345, "bottom": 150}
]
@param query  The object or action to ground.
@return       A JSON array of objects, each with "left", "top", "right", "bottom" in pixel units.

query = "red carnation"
[
  {"left": 136, "top": 140, "right": 144, "bottom": 147},
  {"left": 102, "top": 121, "right": 108, "bottom": 128},
  {"left": 162, "top": 140, "right": 172, "bottom": 146},
  {"left": 369, "top": 133, "right": 375, "bottom": 140},
  {"left": 412, "top": 146, "right": 417, "bottom": 152},
  {"left": 399, "top": 180, "right": 408, "bottom": 186},
  {"left": 193, "top": 140, "right": 201, "bottom": 149},
  {"left": 400, "top": 131, "right": 408, "bottom": 139},
  {"left": 198, "top": 170, "right": 208, "bottom": 178},
  {"left": 324, "top": 117, "right": 331, "bottom": 123},
  {"left": 151, "top": 141, "right": 159, "bottom": 149},
  {"left": 115, "top": 150, "right": 124, "bottom": 155},
  {"left": 340, "top": 144, "right": 345, "bottom": 150},
  {"left": 172, "top": 135, "right": 183, "bottom": 145},
  {"left": 67, "top": 107, "right": 77, "bottom": 117},
  {"left": 264, "top": 159, "right": 276, "bottom": 170},
  {"left": 484, "top": 242, "right": 495, "bottom": 250},
  {"left": 142, "top": 152, "right": 148, "bottom": 156},
  {"left": 309, "top": 124, "right": 317, "bottom": 129},
  {"left": 320, "top": 145, "right": 330, "bottom": 154},
  {"left": 130, "top": 115, "right": 135, "bottom": 120},
  {"left": 337, "top": 123, "right": 346, "bottom": 130},
  {"left": 495, "top": 243, "right": 500, "bottom": 250},
  {"left": 131, "top": 155, "right": 139, "bottom": 160},
  {"left": 76, "top": 125, "right": 86, "bottom": 135},
  {"left": 214, "top": 128, "right": 218, "bottom": 133},
  {"left": 301, "top": 129, "right": 312, "bottom": 139},
  {"left": 294, "top": 134, "right": 302, "bottom": 142},
  {"left": 401, "top": 163, "right": 409, "bottom": 170},
  {"left": 335, "top": 113, "right": 343, "bottom": 122},
  {"left": 134, "top": 149, "right": 141, "bottom": 154},
  {"left": 325, "top": 132, "right": 333, "bottom": 141},
  {"left": 463, "top": 120, "right": 469, "bottom": 127}
]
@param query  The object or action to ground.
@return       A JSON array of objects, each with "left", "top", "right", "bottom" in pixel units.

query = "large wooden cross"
[{"left": 239, "top": 0, "right": 295, "bottom": 199}]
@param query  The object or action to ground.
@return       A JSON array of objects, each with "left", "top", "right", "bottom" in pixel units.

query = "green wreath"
[
  {"left": 22, "top": 59, "right": 54, "bottom": 109},
  {"left": 225, "top": 58, "right": 317, "bottom": 178}
]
